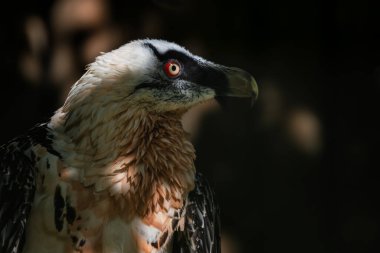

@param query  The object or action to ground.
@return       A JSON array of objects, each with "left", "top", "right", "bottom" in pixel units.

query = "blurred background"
[{"left": 0, "top": 0, "right": 379, "bottom": 252}]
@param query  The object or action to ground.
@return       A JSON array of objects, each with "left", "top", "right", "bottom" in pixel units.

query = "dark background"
[{"left": 0, "top": 0, "right": 379, "bottom": 252}]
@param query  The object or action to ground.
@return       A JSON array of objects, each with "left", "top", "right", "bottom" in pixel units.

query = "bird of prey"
[{"left": 0, "top": 39, "right": 258, "bottom": 253}]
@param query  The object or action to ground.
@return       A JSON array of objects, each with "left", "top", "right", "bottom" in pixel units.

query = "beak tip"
[{"left": 250, "top": 77, "right": 259, "bottom": 105}]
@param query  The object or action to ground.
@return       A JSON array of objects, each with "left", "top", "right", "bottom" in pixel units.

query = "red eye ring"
[{"left": 163, "top": 60, "right": 181, "bottom": 78}]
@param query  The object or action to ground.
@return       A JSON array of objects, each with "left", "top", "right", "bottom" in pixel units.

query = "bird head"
[{"left": 62, "top": 39, "right": 258, "bottom": 116}]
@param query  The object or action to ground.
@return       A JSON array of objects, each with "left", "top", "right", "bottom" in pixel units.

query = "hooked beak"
[
  {"left": 196, "top": 62, "right": 258, "bottom": 105},
  {"left": 218, "top": 66, "right": 259, "bottom": 104}
]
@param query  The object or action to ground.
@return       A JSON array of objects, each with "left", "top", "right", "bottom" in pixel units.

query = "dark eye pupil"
[{"left": 171, "top": 65, "right": 177, "bottom": 72}]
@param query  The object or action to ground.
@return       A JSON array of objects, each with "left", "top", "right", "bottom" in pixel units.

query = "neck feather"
[{"left": 50, "top": 106, "right": 195, "bottom": 216}]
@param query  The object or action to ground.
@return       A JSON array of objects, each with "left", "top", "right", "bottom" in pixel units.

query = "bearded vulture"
[{"left": 0, "top": 39, "right": 258, "bottom": 253}]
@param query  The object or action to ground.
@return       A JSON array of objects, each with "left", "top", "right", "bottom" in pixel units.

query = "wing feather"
[
  {"left": 0, "top": 124, "right": 53, "bottom": 253},
  {"left": 172, "top": 173, "right": 221, "bottom": 253}
]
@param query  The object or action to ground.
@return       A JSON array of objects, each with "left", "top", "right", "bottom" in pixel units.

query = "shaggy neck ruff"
[{"left": 50, "top": 103, "right": 196, "bottom": 216}]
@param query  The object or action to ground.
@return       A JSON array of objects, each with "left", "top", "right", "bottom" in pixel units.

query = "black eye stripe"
[
  {"left": 145, "top": 43, "right": 199, "bottom": 80},
  {"left": 143, "top": 42, "right": 229, "bottom": 94},
  {"left": 144, "top": 42, "right": 196, "bottom": 65}
]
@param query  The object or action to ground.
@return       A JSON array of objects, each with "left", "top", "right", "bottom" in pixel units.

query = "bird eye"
[{"left": 163, "top": 60, "right": 181, "bottom": 78}]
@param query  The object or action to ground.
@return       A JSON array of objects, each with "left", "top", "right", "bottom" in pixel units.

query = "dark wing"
[
  {"left": 0, "top": 137, "right": 36, "bottom": 253},
  {"left": 0, "top": 124, "right": 53, "bottom": 253},
  {"left": 172, "top": 173, "right": 221, "bottom": 253}
]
